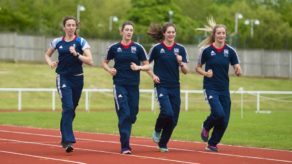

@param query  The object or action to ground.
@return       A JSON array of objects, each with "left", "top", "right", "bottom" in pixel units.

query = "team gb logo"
[
  {"left": 131, "top": 46, "right": 137, "bottom": 53},
  {"left": 174, "top": 48, "right": 179, "bottom": 54},
  {"left": 224, "top": 49, "right": 229, "bottom": 57}
]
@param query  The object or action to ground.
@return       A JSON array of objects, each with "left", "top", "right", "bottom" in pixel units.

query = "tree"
[
  {"left": 0, "top": 0, "right": 291, "bottom": 49},
  {"left": 126, "top": 0, "right": 197, "bottom": 43}
]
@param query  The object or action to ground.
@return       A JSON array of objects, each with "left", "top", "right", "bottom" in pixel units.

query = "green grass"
[
  {"left": 0, "top": 110, "right": 291, "bottom": 150},
  {"left": 0, "top": 61, "right": 292, "bottom": 150},
  {"left": 1, "top": 61, "right": 292, "bottom": 90}
]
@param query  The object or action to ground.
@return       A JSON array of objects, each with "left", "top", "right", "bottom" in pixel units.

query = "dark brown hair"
[
  {"left": 120, "top": 21, "right": 134, "bottom": 31},
  {"left": 147, "top": 22, "right": 176, "bottom": 42},
  {"left": 62, "top": 16, "right": 79, "bottom": 35},
  {"left": 62, "top": 16, "right": 78, "bottom": 27}
]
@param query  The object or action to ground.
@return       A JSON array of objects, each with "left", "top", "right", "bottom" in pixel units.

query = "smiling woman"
[
  {"left": 195, "top": 18, "right": 242, "bottom": 152},
  {"left": 101, "top": 21, "right": 150, "bottom": 154},
  {"left": 146, "top": 22, "right": 189, "bottom": 153},
  {"left": 44, "top": 16, "right": 94, "bottom": 153}
]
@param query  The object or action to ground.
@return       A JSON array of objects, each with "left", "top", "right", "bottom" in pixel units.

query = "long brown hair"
[{"left": 147, "top": 22, "right": 176, "bottom": 42}]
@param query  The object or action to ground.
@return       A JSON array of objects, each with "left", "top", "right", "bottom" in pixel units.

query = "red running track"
[{"left": 0, "top": 125, "right": 291, "bottom": 164}]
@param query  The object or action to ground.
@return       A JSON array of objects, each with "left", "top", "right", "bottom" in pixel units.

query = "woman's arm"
[
  {"left": 180, "top": 63, "right": 189, "bottom": 74},
  {"left": 101, "top": 59, "right": 117, "bottom": 76},
  {"left": 44, "top": 48, "right": 58, "bottom": 69},
  {"left": 233, "top": 64, "right": 241, "bottom": 76},
  {"left": 195, "top": 64, "right": 213, "bottom": 78},
  {"left": 146, "top": 69, "right": 160, "bottom": 84},
  {"left": 130, "top": 60, "right": 150, "bottom": 71}
]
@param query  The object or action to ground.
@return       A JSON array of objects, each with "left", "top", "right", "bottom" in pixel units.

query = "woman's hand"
[
  {"left": 234, "top": 64, "right": 241, "bottom": 76},
  {"left": 49, "top": 61, "right": 58, "bottom": 69},
  {"left": 175, "top": 53, "right": 182, "bottom": 65},
  {"left": 152, "top": 74, "right": 160, "bottom": 84},
  {"left": 205, "top": 69, "right": 213, "bottom": 78},
  {"left": 130, "top": 62, "right": 142, "bottom": 71},
  {"left": 69, "top": 46, "right": 77, "bottom": 56},
  {"left": 108, "top": 68, "right": 117, "bottom": 76}
]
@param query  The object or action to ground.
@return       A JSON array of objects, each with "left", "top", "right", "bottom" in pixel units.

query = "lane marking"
[
  {"left": 0, "top": 150, "right": 87, "bottom": 164},
  {"left": 1, "top": 129, "right": 292, "bottom": 163},
  {"left": 77, "top": 138, "right": 292, "bottom": 163},
  {"left": 1, "top": 125, "right": 291, "bottom": 153},
  {"left": 0, "top": 138, "right": 199, "bottom": 164}
]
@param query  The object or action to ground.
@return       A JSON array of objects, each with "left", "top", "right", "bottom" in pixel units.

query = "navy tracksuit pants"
[
  {"left": 114, "top": 84, "right": 139, "bottom": 152},
  {"left": 203, "top": 89, "right": 231, "bottom": 147},
  {"left": 155, "top": 86, "right": 181, "bottom": 149},
  {"left": 56, "top": 74, "right": 84, "bottom": 145}
]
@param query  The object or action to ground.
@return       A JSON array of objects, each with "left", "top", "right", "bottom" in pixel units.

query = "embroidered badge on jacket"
[
  {"left": 131, "top": 46, "right": 137, "bottom": 53},
  {"left": 224, "top": 49, "right": 229, "bottom": 57}
]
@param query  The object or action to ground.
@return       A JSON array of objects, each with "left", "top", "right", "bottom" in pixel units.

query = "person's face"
[
  {"left": 121, "top": 25, "right": 133, "bottom": 41},
  {"left": 163, "top": 26, "right": 176, "bottom": 43},
  {"left": 214, "top": 27, "right": 226, "bottom": 44},
  {"left": 63, "top": 19, "right": 77, "bottom": 36}
]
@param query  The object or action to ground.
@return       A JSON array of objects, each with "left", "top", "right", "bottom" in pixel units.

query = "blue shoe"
[
  {"left": 152, "top": 131, "right": 161, "bottom": 143},
  {"left": 201, "top": 126, "right": 209, "bottom": 142},
  {"left": 159, "top": 147, "right": 169, "bottom": 152},
  {"left": 205, "top": 145, "right": 218, "bottom": 152}
]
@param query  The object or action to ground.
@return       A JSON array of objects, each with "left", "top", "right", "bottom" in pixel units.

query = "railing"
[
  {"left": 1, "top": 88, "right": 292, "bottom": 118},
  {"left": 0, "top": 88, "right": 201, "bottom": 112}
]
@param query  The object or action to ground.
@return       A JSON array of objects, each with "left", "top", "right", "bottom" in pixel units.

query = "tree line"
[{"left": 0, "top": 0, "right": 291, "bottom": 49}]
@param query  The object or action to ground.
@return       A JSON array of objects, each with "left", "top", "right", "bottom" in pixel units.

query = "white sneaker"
[{"left": 152, "top": 131, "right": 161, "bottom": 143}]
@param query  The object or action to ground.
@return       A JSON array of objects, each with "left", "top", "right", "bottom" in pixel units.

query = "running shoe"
[
  {"left": 205, "top": 145, "right": 218, "bottom": 152},
  {"left": 159, "top": 147, "right": 169, "bottom": 152},
  {"left": 65, "top": 143, "right": 74, "bottom": 153},
  {"left": 121, "top": 149, "right": 132, "bottom": 154},
  {"left": 152, "top": 131, "right": 161, "bottom": 143},
  {"left": 201, "top": 126, "right": 209, "bottom": 142}
]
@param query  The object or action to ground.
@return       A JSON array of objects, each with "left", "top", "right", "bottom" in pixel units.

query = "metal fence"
[
  {"left": 0, "top": 33, "right": 292, "bottom": 78},
  {"left": 1, "top": 88, "right": 292, "bottom": 119}
]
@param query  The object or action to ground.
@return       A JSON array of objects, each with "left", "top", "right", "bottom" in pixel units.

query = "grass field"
[{"left": 0, "top": 61, "right": 292, "bottom": 150}]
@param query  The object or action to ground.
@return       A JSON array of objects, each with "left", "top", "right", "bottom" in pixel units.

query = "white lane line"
[
  {"left": 77, "top": 138, "right": 292, "bottom": 164},
  {"left": 0, "top": 138, "right": 198, "bottom": 164},
  {"left": 1, "top": 129, "right": 292, "bottom": 163},
  {"left": 2, "top": 125, "right": 291, "bottom": 153},
  {"left": 0, "top": 150, "right": 87, "bottom": 164}
]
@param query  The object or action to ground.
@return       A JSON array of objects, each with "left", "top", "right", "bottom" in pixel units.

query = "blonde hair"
[{"left": 196, "top": 17, "right": 227, "bottom": 48}]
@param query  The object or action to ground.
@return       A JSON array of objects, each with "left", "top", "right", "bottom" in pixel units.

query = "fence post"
[
  {"left": 151, "top": 90, "right": 155, "bottom": 111},
  {"left": 256, "top": 92, "right": 260, "bottom": 113},
  {"left": 85, "top": 90, "right": 89, "bottom": 112},
  {"left": 289, "top": 51, "right": 292, "bottom": 78},
  {"left": 238, "top": 87, "right": 244, "bottom": 119},
  {"left": 185, "top": 91, "right": 189, "bottom": 111},
  {"left": 52, "top": 90, "right": 56, "bottom": 111},
  {"left": 18, "top": 90, "right": 22, "bottom": 111}
]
